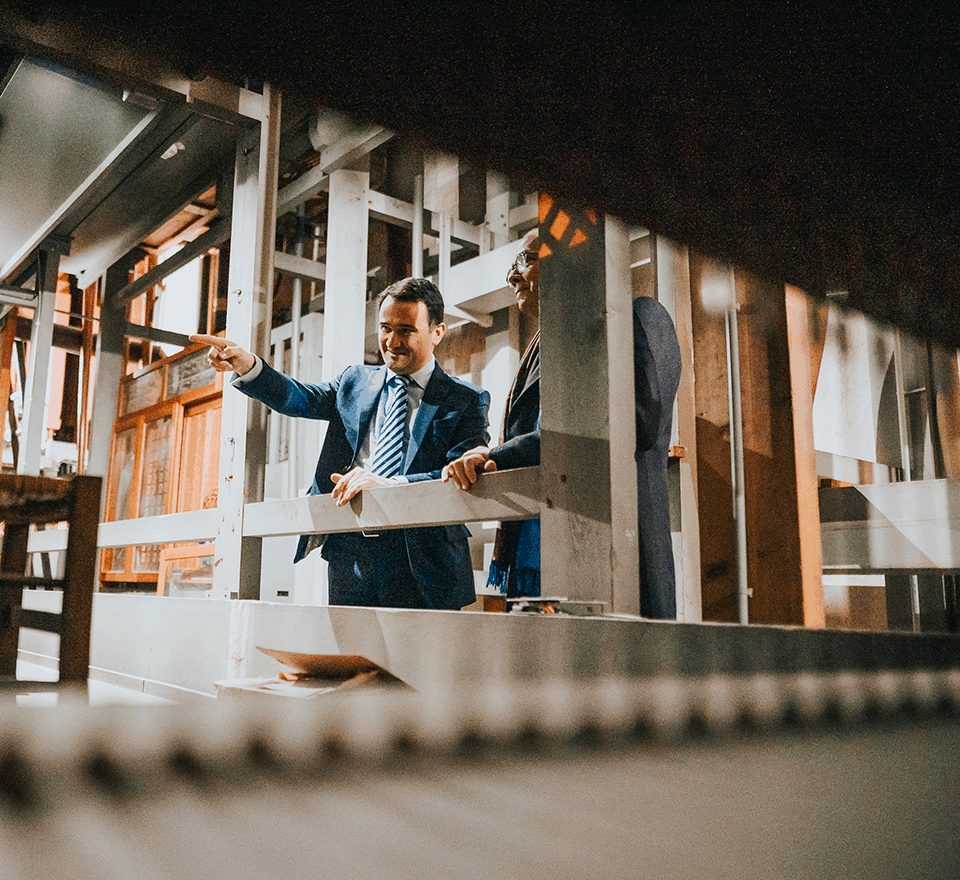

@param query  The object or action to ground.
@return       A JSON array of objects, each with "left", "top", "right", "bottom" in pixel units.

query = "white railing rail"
[{"left": 26, "top": 467, "right": 540, "bottom": 552}]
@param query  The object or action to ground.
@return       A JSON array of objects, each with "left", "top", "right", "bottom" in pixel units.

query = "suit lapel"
[
  {"left": 346, "top": 367, "right": 388, "bottom": 457},
  {"left": 404, "top": 363, "right": 450, "bottom": 471},
  {"left": 510, "top": 340, "right": 540, "bottom": 411}
]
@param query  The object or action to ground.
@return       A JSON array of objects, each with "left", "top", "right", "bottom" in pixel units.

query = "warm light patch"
[
  {"left": 538, "top": 243, "right": 553, "bottom": 258},
  {"left": 570, "top": 228, "right": 588, "bottom": 247},
  {"left": 538, "top": 194, "right": 554, "bottom": 223},
  {"left": 585, "top": 208, "right": 597, "bottom": 224},
  {"left": 549, "top": 211, "right": 571, "bottom": 240}
]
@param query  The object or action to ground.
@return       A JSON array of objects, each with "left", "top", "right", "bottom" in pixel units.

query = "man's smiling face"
[{"left": 377, "top": 295, "right": 444, "bottom": 374}]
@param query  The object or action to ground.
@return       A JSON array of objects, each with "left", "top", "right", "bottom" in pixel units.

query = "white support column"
[
  {"left": 412, "top": 173, "right": 424, "bottom": 277},
  {"left": 86, "top": 265, "right": 126, "bottom": 486},
  {"left": 322, "top": 170, "right": 370, "bottom": 380},
  {"left": 17, "top": 250, "right": 59, "bottom": 475},
  {"left": 213, "top": 108, "right": 277, "bottom": 600},
  {"left": 484, "top": 171, "right": 512, "bottom": 254},
  {"left": 539, "top": 205, "right": 640, "bottom": 612},
  {"left": 424, "top": 151, "right": 458, "bottom": 294},
  {"left": 308, "top": 168, "right": 369, "bottom": 607}
]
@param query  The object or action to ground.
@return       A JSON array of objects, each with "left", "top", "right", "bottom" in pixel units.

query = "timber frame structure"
[{"left": 2, "top": 1, "right": 960, "bottom": 651}]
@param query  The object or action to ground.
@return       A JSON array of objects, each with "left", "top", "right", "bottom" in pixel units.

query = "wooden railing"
[{"left": 27, "top": 466, "right": 541, "bottom": 559}]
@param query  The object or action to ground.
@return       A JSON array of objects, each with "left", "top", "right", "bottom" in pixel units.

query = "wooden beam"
[
  {"left": 243, "top": 466, "right": 540, "bottom": 538},
  {"left": 785, "top": 285, "right": 826, "bottom": 626},
  {"left": 322, "top": 170, "right": 369, "bottom": 380},
  {"left": 276, "top": 125, "right": 393, "bottom": 216},
  {"left": 122, "top": 323, "right": 193, "bottom": 348},
  {"left": 98, "top": 508, "right": 218, "bottom": 548},
  {"left": 212, "top": 102, "right": 276, "bottom": 600},
  {"left": 110, "top": 220, "right": 231, "bottom": 307},
  {"left": 273, "top": 250, "right": 326, "bottom": 284},
  {"left": 17, "top": 251, "right": 59, "bottom": 475},
  {"left": 689, "top": 253, "right": 739, "bottom": 622},
  {"left": 0, "top": 311, "right": 16, "bottom": 469},
  {"left": 86, "top": 259, "right": 138, "bottom": 485}
]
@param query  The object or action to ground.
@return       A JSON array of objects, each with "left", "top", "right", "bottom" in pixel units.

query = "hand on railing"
[
  {"left": 441, "top": 446, "right": 497, "bottom": 490},
  {"left": 331, "top": 467, "right": 402, "bottom": 506}
]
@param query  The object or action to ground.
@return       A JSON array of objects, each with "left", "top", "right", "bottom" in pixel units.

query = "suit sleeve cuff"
[{"left": 232, "top": 356, "right": 264, "bottom": 385}]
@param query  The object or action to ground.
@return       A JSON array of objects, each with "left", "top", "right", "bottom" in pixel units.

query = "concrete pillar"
[{"left": 539, "top": 199, "right": 640, "bottom": 613}]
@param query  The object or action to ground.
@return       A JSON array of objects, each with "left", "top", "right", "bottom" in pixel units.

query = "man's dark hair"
[{"left": 377, "top": 277, "right": 445, "bottom": 326}]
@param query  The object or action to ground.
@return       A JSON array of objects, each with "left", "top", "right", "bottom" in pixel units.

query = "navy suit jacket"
[{"left": 235, "top": 359, "right": 490, "bottom": 609}]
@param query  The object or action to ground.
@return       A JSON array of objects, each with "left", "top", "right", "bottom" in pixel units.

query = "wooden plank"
[
  {"left": 785, "top": 285, "right": 826, "bottom": 627},
  {"left": 57, "top": 473, "right": 100, "bottom": 681},
  {"left": 11, "top": 606, "right": 61, "bottom": 634},
  {"left": 122, "top": 322, "right": 193, "bottom": 348},
  {"left": 97, "top": 508, "right": 218, "bottom": 548},
  {"left": 0, "top": 310, "right": 16, "bottom": 469},
  {"left": 111, "top": 221, "right": 231, "bottom": 307},
  {"left": 26, "top": 527, "right": 69, "bottom": 554},
  {"left": 17, "top": 252, "right": 59, "bottom": 475},
  {"left": 243, "top": 466, "right": 540, "bottom": 538},
  {"left": 276, "top": 125, "right": 392, "bottom": 216},
  {"left": 273, "top": 250, "right": 326, "bottom": 284}
]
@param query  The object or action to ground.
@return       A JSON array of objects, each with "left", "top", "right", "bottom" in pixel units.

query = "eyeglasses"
[{"left": 506, "top": 251, "right": 539, "bottom": 283}]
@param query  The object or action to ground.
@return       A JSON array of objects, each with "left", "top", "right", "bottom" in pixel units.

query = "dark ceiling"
[{"left": 3, "top": 0, "right": 960, "bottom": 345}]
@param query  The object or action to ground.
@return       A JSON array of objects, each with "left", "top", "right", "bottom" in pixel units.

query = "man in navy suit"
[{"left": 192, "top": 278, "right": 490, "bottom": 610}]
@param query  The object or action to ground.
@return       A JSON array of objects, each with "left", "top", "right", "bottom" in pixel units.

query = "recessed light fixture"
[{"left": 161, "top": 141, "right": 185, "bottom": 160}]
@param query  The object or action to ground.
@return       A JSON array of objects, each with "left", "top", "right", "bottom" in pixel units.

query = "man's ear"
[{"left": 432, "top": 322, "right": 446, "bottom": 345}]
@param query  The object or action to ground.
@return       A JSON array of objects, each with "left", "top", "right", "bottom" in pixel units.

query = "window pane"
[{"left": 139, "top": 415, "right": 171, "bottom": 519}]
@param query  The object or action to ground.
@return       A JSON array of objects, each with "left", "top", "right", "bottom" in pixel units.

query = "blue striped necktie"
[{"left": 371, "top": 374, "right": 412, "bottom": 477}]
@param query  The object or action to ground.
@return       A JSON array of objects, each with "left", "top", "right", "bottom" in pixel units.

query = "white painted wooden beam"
[
  {"left": 445, "top": 240, "right": 518, "bottom": 314},
  {"left": 111, "top": 221, "right": 230, "bottom": 306},
  {"left": 276, "top": 123, "right": 392, "bottom": 217},
  {"left": 322, "top": 170, "right": 369, "bottom": 380},
  {"left": 820, "top": 478, "right": 960, "bottom": 572},
  {"left": 367, "top": 190, "right": 415, "bottom": 226},
  {"left": 97, "top": 509, "right": 219, "bottom": 548},
  {"left": 539, "top": 207, "right": 640, "bottom": 612},
  {"left": 243, "top": 466, "right": 540, "bottom": 538},
  {"left": 273, "top": 250, "right": 326, "bottom": 284},
  {"left": 509, "top": 196, "right": 539, "bottom": 232},
  {"left": 17, "top": 251, "right": 59, "bottom": 475}
]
